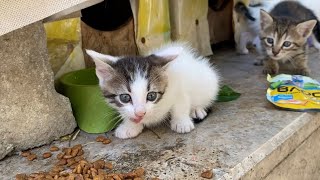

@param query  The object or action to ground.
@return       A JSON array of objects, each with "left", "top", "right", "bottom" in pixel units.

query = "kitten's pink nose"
[
  {"left": 135, "top": 111, "right": 146, "bottom": 117},
  {"left": 272, "top": 49, "right": 280, "bottom": 56}
]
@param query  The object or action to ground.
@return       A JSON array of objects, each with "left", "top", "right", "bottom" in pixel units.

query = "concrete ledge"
[
  {"left": 222, "top": 113, "right": 320, "bottom": 179},
  {"left": 265, "top": 125, "right": 320, "bottom": 179}
]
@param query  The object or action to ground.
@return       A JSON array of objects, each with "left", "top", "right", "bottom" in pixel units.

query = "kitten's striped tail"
[{"left": 234, "top": 2, "right": 256, "bottom": 21}]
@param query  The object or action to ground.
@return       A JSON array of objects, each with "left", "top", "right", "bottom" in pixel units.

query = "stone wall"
[{"left": 0, "top": 21, "right": 76, "bottom": 160}]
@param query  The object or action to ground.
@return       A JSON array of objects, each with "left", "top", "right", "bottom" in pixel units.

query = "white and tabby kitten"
[{"left": 86, "top": 43, "right": 220, "bottom": 139}]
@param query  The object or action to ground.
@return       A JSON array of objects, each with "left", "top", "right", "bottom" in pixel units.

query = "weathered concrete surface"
[
  {"left": 0, "top": 21, "right": 76, "bottom": 160},
  {"left": 222, "top": 113, "right": 320, "bottom": 180},
  {"left": 265, "top": 126, "right": 320, "bottom": 180},
  {"left": 219, "top": 48, "right": 320, "bottom": 180},
  {"left": 0, "top": 48, "right": 320, "bottom": 179}
]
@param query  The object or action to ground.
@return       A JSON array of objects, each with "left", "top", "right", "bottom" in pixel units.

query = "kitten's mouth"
[
  {"left": 131, "top": 117, "right": 143, "bottom": 123},
  {"left": 270, "top": 55, "right": 283, "bottom": 60}
]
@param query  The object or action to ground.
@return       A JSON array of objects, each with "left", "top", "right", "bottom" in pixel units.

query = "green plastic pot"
[{"left": 57, "top": 68, "right": 121, "bottom": 133}]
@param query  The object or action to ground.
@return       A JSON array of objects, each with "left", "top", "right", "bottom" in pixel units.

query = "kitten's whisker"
[
  {"left": 106, "top": 114, "right": 122, "bottom": 121},
  {"left": 100, "top": 111, "right": 119, "bottom": 119},
  {"left": 100, "top": 115, "right": 122, "bottom": 126},
  {"left": 108, "top": 118, "right": 123, "bottom": 125}
]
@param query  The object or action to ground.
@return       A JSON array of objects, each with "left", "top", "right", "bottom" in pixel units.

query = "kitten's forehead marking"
[
  {"left": 130, "top": 73, "right": 148, "bottom": 108},
  {"left": 113, "top": 57, "right": 151, "bottom": 82},
  {"left": 107, "top": 56, "right": 168, "bottom": 105}
]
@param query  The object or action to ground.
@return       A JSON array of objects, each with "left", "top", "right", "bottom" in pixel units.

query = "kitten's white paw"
[
  {"left": 115, "top": 123, "right": 143, "bottom": 139},
  {"left": 254, "top": 59, "right": 264, "bottom": 66},
  {"left": 171, "top": 118, "right": 195, "bottom": 133},
  {"left": 237, "top": 48, "right": 249, "bottom": 55},
  {"left": 191, "top": 108, "right": 207, "bottom": 120}
]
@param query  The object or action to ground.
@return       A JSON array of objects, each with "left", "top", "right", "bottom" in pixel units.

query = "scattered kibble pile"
[
  {"left": 21, "top": 151, "right": 37, "bottom": 161},
  {"left": 15, "top": 135, "right": 208, "bottom": 179},
  {"left": 16, "top": 137, "right": 146, "bottom": 180}
]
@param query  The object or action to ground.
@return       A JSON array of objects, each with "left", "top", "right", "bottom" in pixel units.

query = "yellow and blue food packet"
[{"left": 267, "top": 74, "right": 320, "bottom": 111}]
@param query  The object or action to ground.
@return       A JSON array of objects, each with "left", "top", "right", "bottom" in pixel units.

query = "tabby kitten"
[
  {"left": 86, "top": 43, "right": 220, "bottom": 139},
  {"left": 260, "top": 1, "right": 318, "bottom": 75}
]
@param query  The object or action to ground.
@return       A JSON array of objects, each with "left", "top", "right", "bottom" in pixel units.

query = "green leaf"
[{"left": 216, "top": 85, "right": 241, "bottom": 102}]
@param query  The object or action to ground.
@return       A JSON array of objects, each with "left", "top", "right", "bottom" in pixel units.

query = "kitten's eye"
[
  {"left": 266, "top": 38, "right": 274, "bottom": 45},
  {"left": 283, "top": 41, "right": 292, "bottom": 47},
  {"left": 147, "top": 92, "right": 157, "bottom": 102},
  {"left": 119, "top": 94, "right": 131, "bottom": 103}
]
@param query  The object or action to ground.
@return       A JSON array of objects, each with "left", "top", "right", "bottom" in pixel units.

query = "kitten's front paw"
[
  {"left": 254, "top": 59, "right": 264, "bottom": 66},
  {"left": 294, "top": 68, "right": 310, "bottom": 76},
  {"left": 191, "top": 108, "right": 208, "bottom": 120},
  {"left": 115, "top": 123, "right": 143, "bottom": 139},
  {"left": 237, "top": 48, "right": 249, "bottom": 55},
  {"left": 171, "top": 118, "right": 195, "bottom": 133},
  {"left": 263, "top": 67, "right": 277, "bottom": 75}
]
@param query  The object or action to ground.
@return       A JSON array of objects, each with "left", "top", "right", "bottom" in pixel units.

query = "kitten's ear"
[
  {"left": 260, "top": 10, "right": 273, "bottom": 30},
  {"left": 149, "top": 54, "right": 177, "bottom": 67},
  {"left": 86, "top": 50, "right": 114, "bottom": 85},
  {"left": 85, "top": 49, "right": 119, "bottom": 64},
  {"left": 296, "top": 20, "right": 317, "bottom": 38},
  {"left": 152, "top": 46, "right": 183, "bottom": 65}
]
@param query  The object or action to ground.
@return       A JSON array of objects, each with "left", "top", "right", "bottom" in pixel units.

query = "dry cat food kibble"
[
  {"left": 96, "top": 135, "right": 112, "bottom": 145},
  {"left": 200, "top": 170, "right": 213, "bottom": 179},
  {"left": 50, "top": 146, "right": 60, "bottom": 152},
  {"left": 42, "top": 152, "right": 52, "bottom": 159},
  {"left": 102, "top": 139, "right": 112, "bottom": 144},
  {"left": 20, "top": 151, "right": 37, "bottom": 161},
  {"left": 96, "top": 136, "right": 106, "bottom": 142},
  {"left": 57, "top": 152, "right": 65, "bottom": 159},
  {"left": 26, "top": 154, "right": 37, "bottom": 161},
  {"left": 21, "top": 151, "right": 31, "bottom": 157},
  {"left": 104, "top": 162, "right": 113, "bottom": 170},
  {"left": 16, "top": 143, "right": 146, "bottom": 180}
]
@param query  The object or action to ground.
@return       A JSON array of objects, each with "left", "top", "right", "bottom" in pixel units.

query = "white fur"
[
  {"left": 130, "top": 74, "right": 148, "bottom": 114},
  {"left": 149, "top": 43, "right": 220, "bottom": 134},
  {"left": 87, "top": 43, "right": 220, "bottom": 139}
]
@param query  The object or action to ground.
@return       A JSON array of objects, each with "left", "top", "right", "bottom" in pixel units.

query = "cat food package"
[{"left": 266, "top": 74, "right": 320, "bottom": 111}]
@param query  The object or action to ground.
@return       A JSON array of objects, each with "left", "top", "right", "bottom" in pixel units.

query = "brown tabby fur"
[{"left": 260, "top": 1, "right": 318, "bottom": 75}]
